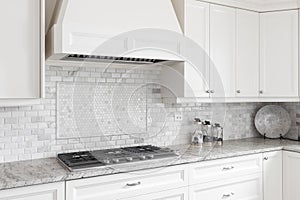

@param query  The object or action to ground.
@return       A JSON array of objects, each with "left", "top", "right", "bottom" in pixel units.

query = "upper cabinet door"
[
  {"left": 0, "top": 0, "right": 43, "bottom": 99},
  {"left": 184, "top": 0, "right": 210, "bottom": 97},
  {"left": 210, "top": 5, "right": 236, "bottom": 98},
  {"left": 260, "top": 10, "right": 299, "bottom": 97},
  {"left": 236, "top": 10, "right": 260, "bottom": 98}
]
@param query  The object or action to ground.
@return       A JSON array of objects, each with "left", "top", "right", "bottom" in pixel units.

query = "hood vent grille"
[{"left": 61, "top": 54, "right": 165, "bottom": 64}]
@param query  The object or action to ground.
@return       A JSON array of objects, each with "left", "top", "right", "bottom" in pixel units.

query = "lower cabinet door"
[
  {"left": 283, "top": 151, "right": 300, "bottom": 200},
  {"left": 189, "top": 173, "right": 262, "bottom": 200},
  {"left": 119, "top": 187, "right": 188, "bottom": 200},
  {"left": 0, "top": 182, "right": 65, "bottom": 200},
  {"left": 263, "top": 151, "right": 282, "bottom": 200}
]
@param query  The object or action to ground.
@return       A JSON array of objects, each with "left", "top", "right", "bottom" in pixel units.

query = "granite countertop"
[{"left": 1, "top": 137, "right": 300, "bottom": 191}]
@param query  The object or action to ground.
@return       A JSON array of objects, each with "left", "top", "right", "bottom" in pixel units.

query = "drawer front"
[
  {"left": 66, "top": 165, "right": 188, "bottom": 200},
  {"left": 189, "top": 153, "right": 262, "bottom": 185},
  {"left": 119, "top": 187, "right": 188, "bottom": 200},
  {"left": 0, "top": 182, "right": 65, "bottom": 200},
  {"left": 189, "top": 173, "right": 263, "bottom": 200}
]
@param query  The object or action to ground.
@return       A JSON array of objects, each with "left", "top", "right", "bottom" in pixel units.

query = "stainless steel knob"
[
  {"left": 206, "top": 90, "right": 210, "bottom": 93},
  {"left": 236, "top": 90, "right": 241, "bottom": 94},
  {"left": 259, "top": 90, "right": 263, "bottom": 94},
  {"left": 210, "top": 90, "right": 215, "bottom": 94},
  {"left": 103, "top": 159, "right": 110, "bottom": 164},
  {"left": 264, "top": 157, "right": 268, "bottom": 160},
  {"left": 139, "top": 155, "right": 146, "bottom": 160},
  {"left": 147, "top": 154, "right": 154, "bottom": 159},
  {"left": 126, "top": 157, "right": 133, "bottom": 162}
]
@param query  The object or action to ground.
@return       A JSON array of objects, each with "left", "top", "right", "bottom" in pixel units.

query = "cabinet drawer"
[
  {"left": 188, "top": 153, "right": 262, "bottom": 185},
  {"left": 189, "top": 173, "right": 262, "bottom": 200},
  {"left": 66, "top": 165, "right": 188, "bottom": 200},
  {"left": 120, "top": 187, "right": 188, "bottom": 200},
  {"left": 0, "top": 182, "right": 65, "bottom": 200}
]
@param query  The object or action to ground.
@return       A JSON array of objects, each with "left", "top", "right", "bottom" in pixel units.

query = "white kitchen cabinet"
[
  {"left": 184, "top": 0, "right": 210, "bottom": 98},
  {"left": 0, "top": 0, "right": 44, "bottom": 105},
  {"left": 0, "top": 182, "right": 64, "bottom": 200},
  {"left": 188, "top": 153, "right": 262, "bottom": 185},
  {"left": 236, "top": 9, "right": 260, "bottom": 97},
  {"left": 119, "top": 187, "right": 188, "bottom": 200},
  {"left": 260, "top": 10, "right": 299, "bottom": 98},
  {"left": 189, "top": 173, "right": 263, "bottom": 200},
  {"left": 263, "top": 151, "right": 282, "bottom": 200},
  {"left": 210, "top": 5, "right": 236, "bottom": 98},
  {"left": 283, "top": 151, "right": 300, "bottom": 200},
  {"left": 66, "top": 165, "right": 188, "bottom": 200}
]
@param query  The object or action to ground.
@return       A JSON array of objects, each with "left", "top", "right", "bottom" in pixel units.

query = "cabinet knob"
[
  {"left": 206, "top": 90, "right": 210, "bottom": 93},
  {"left": 210, "top": 90, "right": 215, "bottom": 94},
  {"left": 264, "top": 157, "right": 268, "bottom": 160},
  {"left": 259, "top": 90, "right": 263, "bottom": 94},
  {"left": 236, "top": 90, "right": 241, "bottom": 94}
]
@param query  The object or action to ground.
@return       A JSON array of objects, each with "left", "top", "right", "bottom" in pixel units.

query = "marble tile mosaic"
[{"left": 57, "top": 82, "right": 147, "bottom": 138}]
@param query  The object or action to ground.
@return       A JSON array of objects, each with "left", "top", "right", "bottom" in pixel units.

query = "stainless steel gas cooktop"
[{"left": 57, "top": 145, "right": 178, "bottom": 171}]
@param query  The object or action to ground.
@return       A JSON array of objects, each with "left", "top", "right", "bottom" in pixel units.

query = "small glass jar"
[{"left": 191, "top": 120, "right": 204, "bottom": 145}]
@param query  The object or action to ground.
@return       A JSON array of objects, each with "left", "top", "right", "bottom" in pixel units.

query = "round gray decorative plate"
[{"left": 254, "top": 105, "right": 291, "bottom": 139}]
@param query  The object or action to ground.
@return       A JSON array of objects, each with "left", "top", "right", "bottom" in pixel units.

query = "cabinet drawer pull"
[
  {"left": 222, "top": 192, "right": 235, "bottom": 199},
  {"left": 222, "top": 166, "right": 234, "bottom": 171},
  {"left": 126, "top": 181, "right": 141, "bottom": 187}
]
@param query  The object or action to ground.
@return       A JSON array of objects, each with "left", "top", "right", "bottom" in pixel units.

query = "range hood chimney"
[{"left": 46, "top": 0, "right": 184, "bottom": 65}]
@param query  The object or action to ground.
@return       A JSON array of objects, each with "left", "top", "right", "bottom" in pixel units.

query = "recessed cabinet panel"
[
  {"left": 263, "top": 151, "right": 282, "bottom": 200},
  {"left": 184, "top": 0, "right": 210, "bottom": 97},
  {"left": 120, "top": 187, "right": 188, "bottom": 200},
  {"left": 0, "top": 182, "right": 65, "bottom": 200},
  {"left": 66, "top": 165, "right": 188, "bottom": 200},
  {"left": 189, "top": 174, "right": 263, "bottom": 200},
  {"left": 189, "top": 153, "right": 262, "bottom": 185},
  {"left": 260, "top": 10, "right": 299, "bottom": 97},
  {"left": 283, "top": 151, "right": 300, "bottom": 200},
  {"left": 210, "top": 5, "right": 236, "bottom": 98},
  {"left": 0, "top": 0, "right": 42, "bottom": 99},
  {"left": 236, "top": 10, "right": 260, "bottom": 97}
]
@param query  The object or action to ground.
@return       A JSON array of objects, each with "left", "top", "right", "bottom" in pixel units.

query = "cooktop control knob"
[
  {"left": 112, "top": 158, "right": 119, "bottom": 163},
  {"left": 139, "top": 155, "right": 146, "bottom": 160},
  {"left": 147, "top": 154, "right": 154, "bottom": 159},
  {"left": 103, "top": 159, "right": 110, "bottom": 164},
  {"left": 126, "top": 157, "right": 133, "bottom": 162}
]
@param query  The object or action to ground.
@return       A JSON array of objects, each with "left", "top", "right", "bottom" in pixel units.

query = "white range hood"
[{"left": 46, "top": 0, "right": 184, "bottom": 64}]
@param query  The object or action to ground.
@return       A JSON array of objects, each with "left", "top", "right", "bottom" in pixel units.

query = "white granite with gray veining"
[{"left": 1, "top": 137, "right": 300, "bottom": 191}]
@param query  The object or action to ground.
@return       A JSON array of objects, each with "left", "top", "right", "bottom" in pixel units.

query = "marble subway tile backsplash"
[{"left": 0, "top": 64, "right": 298, "bottom": 163}]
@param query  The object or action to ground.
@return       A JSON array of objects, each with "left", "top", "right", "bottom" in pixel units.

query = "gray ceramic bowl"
[{"left": 254, "top": 105, "right": 291, "bottom": 139}]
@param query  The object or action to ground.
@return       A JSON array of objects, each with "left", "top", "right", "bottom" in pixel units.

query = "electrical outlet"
[{"left": 174, "top": 113, "right": 183, "bottom": 121}]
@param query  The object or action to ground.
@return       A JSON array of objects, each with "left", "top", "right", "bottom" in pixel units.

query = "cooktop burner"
[{"left": 57, "top": 145, "right": 178, "bottom": 171}]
